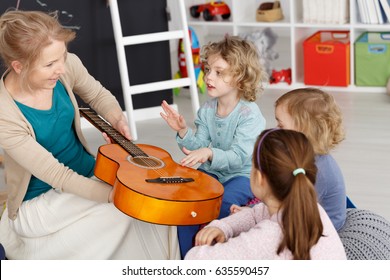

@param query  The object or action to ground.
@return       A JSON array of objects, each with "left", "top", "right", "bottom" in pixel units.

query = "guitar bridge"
[{"left": 145, "top": 177, "right": 194, "bottom": 184}]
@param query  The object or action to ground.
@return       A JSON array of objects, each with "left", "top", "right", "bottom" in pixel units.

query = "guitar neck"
[{"left": 79, "top": 108, "right": 148, "bottom": 158}]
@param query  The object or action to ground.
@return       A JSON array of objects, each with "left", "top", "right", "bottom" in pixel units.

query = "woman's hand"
[
  {"left": 102, "top": 117, "right": 132, "bottom": 144},
  {"left": 194, "top": 226, "right": 226, "bottom": 246},
  {"left": 160, "top": 100, "right": 187, "bottom": 137},
  {"left": 112, "top": 118, "right": 132, "bottom": 141},
  {"left": 102, "top": 132, "right": 112, "bottom": 144},
  {"left": 180, "top": 147, "right": 212, "bottom": 167}
]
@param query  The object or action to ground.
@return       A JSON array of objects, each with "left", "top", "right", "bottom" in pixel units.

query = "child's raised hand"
[
  {"left": 160, "top": 100, "right": 187, "bottom": 135},
  {"left": 194, "top": 226, "right": 226, "bottom": 246},
  {"left": 181, "top": 147, "right": 212, "bottom": 167}
]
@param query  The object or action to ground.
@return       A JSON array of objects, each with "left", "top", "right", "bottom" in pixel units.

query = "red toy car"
[
  {"left": 190, "top": 1, "right": 231, "bottom": 21},
  {"left": 270, "top": 68, "right": 292, "bottom": 85}
]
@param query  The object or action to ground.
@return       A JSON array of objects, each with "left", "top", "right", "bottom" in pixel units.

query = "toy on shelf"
[
  {"left": 240, "top": 28, "right": 279, "bottom": 76},
  {"left": 190, "top": 1, "right": 231, "bottom": 21},
  {"left": 256, "top": 1, "right": 284, "bottom": 22},
  {"left": 174, "top": 27, "right": 206, "bottom": 95},
  {"left": 270, "top": 68, "right": 292, "bottom": 85}
]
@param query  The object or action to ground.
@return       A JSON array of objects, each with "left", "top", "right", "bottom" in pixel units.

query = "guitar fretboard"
[{"left": 80, "top": 108, "right": 148, "bottom": 158}]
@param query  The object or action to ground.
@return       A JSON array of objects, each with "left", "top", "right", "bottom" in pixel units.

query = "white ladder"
[{"left": 108, "top": 0, "right": 199, "bottom": 140}]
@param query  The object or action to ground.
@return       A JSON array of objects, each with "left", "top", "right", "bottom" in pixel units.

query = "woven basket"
[
  {"left": 256, "top": 1, "right": 283, "bottom": 22},
  {"left": 338, "top": 208, "right": 390, "bottom": 260}
]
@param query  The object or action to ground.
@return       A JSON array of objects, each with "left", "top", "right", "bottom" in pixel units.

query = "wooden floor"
[{"left": 1, "top": 87, "right": 389, "bottom": 221}]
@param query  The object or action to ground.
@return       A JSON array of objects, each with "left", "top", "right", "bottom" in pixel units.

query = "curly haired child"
[
  {"left": 161, "top": 35, "right": 267, "bottom": 258},
  {"left": 274, "top": 87, "right": 347, "bottom": 231}
]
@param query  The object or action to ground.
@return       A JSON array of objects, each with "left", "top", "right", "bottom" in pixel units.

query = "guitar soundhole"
[{"left": 127, "top": 156, "right": 165, "bottom": 169}]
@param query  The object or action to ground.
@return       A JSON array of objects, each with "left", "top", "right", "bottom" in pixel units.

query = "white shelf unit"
[{"left": 185, "top": 0, "right": 390, "bottom": 93}]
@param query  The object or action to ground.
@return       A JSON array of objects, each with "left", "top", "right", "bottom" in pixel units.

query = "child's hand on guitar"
[
  {"left": 180, "top": 147, "right": 212, "bottom": 167},
  {"left": 194, "top": 226, "right": 226, "bottom": 246},
  {"left": 160, "top": 100, "right": 188, "bottom": 138}
]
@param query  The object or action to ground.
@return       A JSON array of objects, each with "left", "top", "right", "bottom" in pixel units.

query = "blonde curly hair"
[
  {"left": 200, "top": 35, "right": 268, "bottom": 102},
  {"left": 275, "top": 88, "right": 345, "bottom": 155}
]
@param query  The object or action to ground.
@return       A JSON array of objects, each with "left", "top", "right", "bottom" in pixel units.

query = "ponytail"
[
  {"left": 255, "top": 129, "right": 323, "bottom": 259},
  {"left": 278, "top": 173, "right": 323, "bottom": 259}
]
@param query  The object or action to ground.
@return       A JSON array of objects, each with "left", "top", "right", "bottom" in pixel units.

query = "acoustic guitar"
[{"left": 80, "top": 108, "right": 224, "bottom": 225}]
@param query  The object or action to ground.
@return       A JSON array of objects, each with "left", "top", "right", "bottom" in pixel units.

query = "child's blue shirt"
[
  {"left": 315, "top": 154, "right": 347, "bottom": 231},
  {"left": 177, "top": 98, "right": 265, "bottom": 183}
]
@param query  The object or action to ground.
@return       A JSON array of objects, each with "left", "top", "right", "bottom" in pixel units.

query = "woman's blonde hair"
[
  {"left": 0, "top": 9, "right": 75, "bottom": 84},
  {"left": 200, "top": 35, "right": 267, "bottom": 102},
  {"left": 275, "top": 88, "right": 345, "bottom": 154}
]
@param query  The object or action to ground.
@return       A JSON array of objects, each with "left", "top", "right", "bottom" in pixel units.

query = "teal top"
[
  {"left": 16, "top": 81, "right": 95, "bottom": 201},
  {"left": 177, "top": 98, "right": 265, "bottom": 183}
]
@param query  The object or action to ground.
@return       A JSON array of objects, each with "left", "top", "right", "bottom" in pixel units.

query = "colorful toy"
[
  {"left": 269, "top": 68, "right": 292, "bottom": 85},
  {"left": 174, "top": 27, "right": 205, "bottom": 95},
  {"left": 190, "top": 1, "right": 231, "bottom": 21}
]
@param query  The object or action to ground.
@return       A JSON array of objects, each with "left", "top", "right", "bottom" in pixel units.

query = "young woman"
[
  {"left": 185, "top": 129, "right": 346, "bottom": 260},
  {"left": 160, "top": 35, "right": 267, "bottom": 258},
  {"left": 0, "top": 10, "right": 179, "bottom": 259}
]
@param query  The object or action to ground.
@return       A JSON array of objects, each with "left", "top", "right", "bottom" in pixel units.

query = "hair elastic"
[
  {"left": 256, "top": 128, "right": 280, "bottom": 171},
  {"left": 293, "top": 168, "right": 306, "bottom": 176}
]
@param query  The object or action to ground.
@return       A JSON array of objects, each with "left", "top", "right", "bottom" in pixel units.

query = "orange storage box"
[{"left": 303, "top": 31, "right": 350, "bottom": 87}]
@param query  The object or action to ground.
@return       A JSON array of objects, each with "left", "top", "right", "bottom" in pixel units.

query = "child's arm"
[
  {"left": 179, "top": 146, "right": 213, "bottom": 167},
  {"left": 230, "top": 204, "right": 247, "bottom": 214},
  {"left": 194, "top": 226, "right": 226, "bottom": 246},
  {"left": 185, "top": 205, "right": 277, "bottom": 260},
  {"left": 192, "top": 207, "right": 255, "bottom": 248},
  {"left": 210, "top": 111, "right": 264, "bottom": 172},
  {"left": 176, "top": 103, "right": 212, "bottom": 149},
  {"left": 208, "top": 206, "right": 257, "bottom": 239},
  {"left": 160, "top": 100, "right": 188, "bottom": 138}
]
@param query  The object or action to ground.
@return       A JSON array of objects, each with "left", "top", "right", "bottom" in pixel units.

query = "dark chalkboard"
[{"left": 0, "top": 0, "right": 173, "bottom": 109}]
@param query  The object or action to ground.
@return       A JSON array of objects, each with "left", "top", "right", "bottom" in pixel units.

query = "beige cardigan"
[{"left": 0, "top": 53, "right": 123, "bottom": 220}]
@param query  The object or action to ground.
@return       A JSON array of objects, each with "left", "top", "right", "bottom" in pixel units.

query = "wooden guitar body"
[
  {"left": 80, "top": 108, "right": 224, "bottom": 225},
  {"left": 95, "top": 144, "right": 223, "bottom": 225}
]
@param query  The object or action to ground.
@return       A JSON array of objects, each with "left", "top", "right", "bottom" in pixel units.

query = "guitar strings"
[
  {"left": 85, "top": 112, "right": 169, "bottom": 178},
  {"left": 103, "top": 126, "right": 167, "bottom": 176}
]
